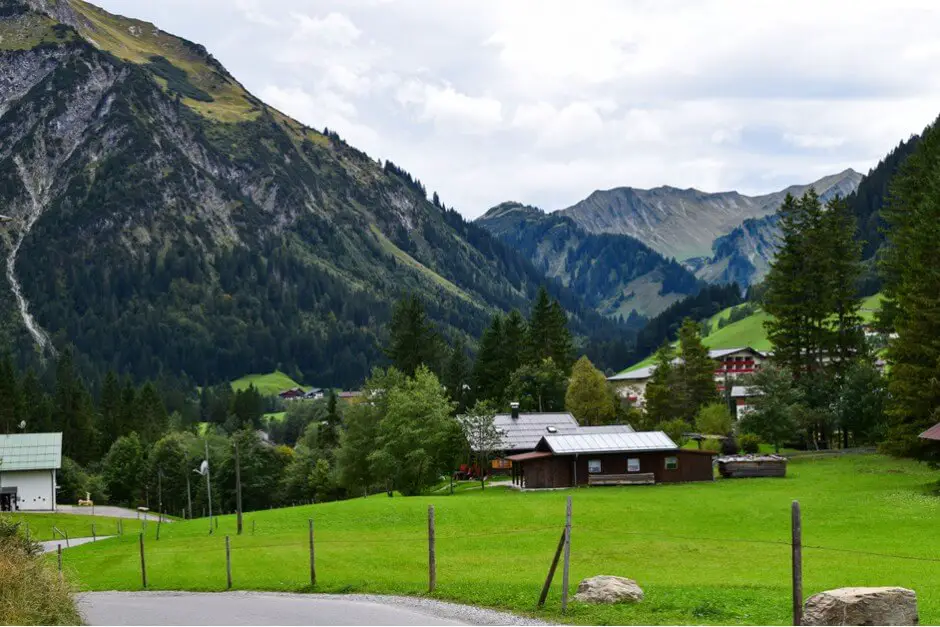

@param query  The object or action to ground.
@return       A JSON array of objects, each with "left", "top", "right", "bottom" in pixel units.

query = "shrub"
[
  {"left": 740, "top": 433, "right": 761, "bottom": 454},
  {"left": 659, "top": 418, "right": 690, "bottom": 447},
  {"left": 721, "top": 436, "right": 740, "bottom": 455},
  {"left": 0, "top": 521, "right": 81, "bottom": 625}
]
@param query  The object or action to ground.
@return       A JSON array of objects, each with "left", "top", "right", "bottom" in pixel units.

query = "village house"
[
  {"left": 507, "top": 431, "right": 716, "bottom": 488},
  {"left": 607, "top": 347, "right": 768, "bottom": 407},
  {"left": 0, "top": 433, "right": 62, "bottom": 512}
]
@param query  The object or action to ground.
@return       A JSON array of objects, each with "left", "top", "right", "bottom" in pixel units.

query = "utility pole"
[
  {"left": 234, "top": 439, "right": 243, "bottom": 535},
  {"left": 185, "top": 472, "right": 192, "bottom": 520},
  {"left": 205, "top": 440, "right": 213, "bottom": 534},
  {"left": 157, "top": 469, "right": 163, "bottom": 522}
]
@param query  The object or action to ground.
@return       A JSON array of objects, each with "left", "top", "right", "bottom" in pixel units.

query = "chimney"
[{"left": 510, "top": 402, "right": 520, "bottom": 420}]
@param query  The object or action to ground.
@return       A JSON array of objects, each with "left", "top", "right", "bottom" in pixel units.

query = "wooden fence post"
[
  {"left": 252, "top": 520, "right": 256, "bottom": 536},
  {"left": 57, "top": 544, "right": 62, "bottom": 573},
  {"left": 309, "top": 519, "right": 316, "bottom": 587},
  {"left": 537, "top": 529, "right": 567, "bottom": 608},
  {"left": 561, "top": 495, "right": 572, "bottom": 614},
  {"left": 156, "top": 516, "right": 162, "bottom": 541},
  {"left": 64, "top": 529, "right": 70, "bottom": 549},
  {"left": 428, "top": 505, "right": 436, "bottom": 593},
  {"left": 225, "top": 536, "right": 232, "bottom": 589},
  {"left": 139, "top": 533, "right": 148, "bottom": 589},
  {"left": 92, "top": 523, "right": 96, "bottom": 542},
  {"left": 792, "top": 500, "right": 803, "bottom": 626}
]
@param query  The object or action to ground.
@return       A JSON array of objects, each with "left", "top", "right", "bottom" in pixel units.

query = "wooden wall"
[{"left": 520, "top": 450, "right": 715, "bottom": 489}]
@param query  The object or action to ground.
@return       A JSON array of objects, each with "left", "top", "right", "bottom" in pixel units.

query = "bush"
[
  {"left": 0, "top": 521, "right": 81, "bottom": 625},
  {"left": 659, "top": 418, "right": 690, "bottom": 447},
  {"left": 721, "top": 436, "right": 740, "bottom": 455},
  {"left": 740, "top": 433, "right": 761, "bottom": 454}
]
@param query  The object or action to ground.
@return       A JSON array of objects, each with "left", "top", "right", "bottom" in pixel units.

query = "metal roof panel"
[{"left": 0, "top": 433, "right": 63, "bottom": 471}]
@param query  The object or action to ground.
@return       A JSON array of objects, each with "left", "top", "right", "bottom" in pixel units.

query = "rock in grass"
[
  {"left": 802, "top": 587, "right": 918, "bottom": 626},
  {"left": 573, "top": 575, "right": 643, "bottom": 604}
]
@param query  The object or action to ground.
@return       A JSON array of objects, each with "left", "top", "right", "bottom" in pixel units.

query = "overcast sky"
[{"left": 95, "top": 0, "right": 940, "bottom": 218}]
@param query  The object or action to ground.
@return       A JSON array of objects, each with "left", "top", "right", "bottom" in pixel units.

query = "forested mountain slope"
[
  {"left": 0, "top": 0, "right": 626, "bottom": 387},
  {"left": 476, "top": 202, "right": 701, "bottom": 319},
  {"left": 561, "top": 170, "right": 862, "bottom": 263}
]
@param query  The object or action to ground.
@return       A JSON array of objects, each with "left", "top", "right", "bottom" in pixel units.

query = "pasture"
[{"left": 56, "top": 454, "right": 940, "bottom": 625}]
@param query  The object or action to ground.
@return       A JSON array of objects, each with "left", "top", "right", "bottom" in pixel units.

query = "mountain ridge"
[{"left": 558, "top": 168, "right": 863, "bottom": 262}]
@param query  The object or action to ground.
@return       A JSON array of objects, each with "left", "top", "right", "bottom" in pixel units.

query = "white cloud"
[
  {"left": 397, "top": 81, "right": 503, "bottom": 134},
  {"left": 93, "top": 0, "right": 940, "bottom": 218}
]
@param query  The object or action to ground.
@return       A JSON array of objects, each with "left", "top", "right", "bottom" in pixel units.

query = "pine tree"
[
  {"left": 502, "top": 309, "right": 527, "bottom": 376},
  {"left": 525, "top": 287, "right": 554, "bottom": 364},
  {"left": 644, "top": 343, "right": 681, "bottom": 424},
  {"left": 0, "top": 354, "right": 19, "bottom": 433},
  {"left": 443, "top": 336, "right": 471, "bottom": 413},
  {"left": 471, "top": 315, "right": 507, "bottom": 403},
  {"left": 547, "top": 299, "right": 574, "bottom": 373},
  {"left": 880, "top": 115, "right": 940, "bottom": 463},
  {"left": 137, "top": 382, "right": 169, "bottom": 445},
  {"left": 676, "top": 318, "right": 718, "bottom": 421},
  {"left": 384, "top": 294, "right": 443, "bottom": 376},
  {"left": 98, "top": 370, "right": 122, "bottom": 452},
  {"left": 55, "top": 348, "right": 98, "bottom": 464},
  {"left": 821, "top": 196, "right": 865, "bottom": 372}
]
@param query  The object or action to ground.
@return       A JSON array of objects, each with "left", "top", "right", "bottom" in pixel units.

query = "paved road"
[
  {"left": 78, "top": 592, "right": 547, "bottom": 626},
  {"left": 57, "top": 505, "right": 169, "bottom": 520},
  {"left": 41, "top": 536, "right": 114, "bottom": 553}
]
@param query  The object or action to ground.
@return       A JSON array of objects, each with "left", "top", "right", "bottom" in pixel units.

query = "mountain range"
[{"left": 0, "top": 0, "right": 626, "bottom": 387}]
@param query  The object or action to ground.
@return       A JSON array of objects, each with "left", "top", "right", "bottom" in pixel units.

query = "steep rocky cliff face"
[
  {"left": 0, "top": 0, "right": 622, "bottom": 385},
  {"left": 560, "top": 169, "right": 863, "bottom": 263},
  {"left": 476, "top": 202, "right": 700, "bottom": 319}
]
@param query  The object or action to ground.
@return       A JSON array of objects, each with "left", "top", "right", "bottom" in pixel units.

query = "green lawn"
[
  {"left": 2, "top": 513, "right": 148, "bottom": 542},
  {"left": 231, "top": 371, "right": 303, "bottom": 396},
  {"left": 56, "top": 455, "right": 940, "bottom": 625},
  {"left": 702, "top": 310, "right": 774, "bottom": 352}
]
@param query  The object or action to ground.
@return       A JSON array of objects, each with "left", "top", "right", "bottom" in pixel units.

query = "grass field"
[
  {"left": 56, "top": 455, "right": 940, "bottom": 625},
  {"left": 1, "top": 513, "right": 147, "bottom": 542},
  {"left": 231, "top": 371, "right": 303, "bottom": 397}
]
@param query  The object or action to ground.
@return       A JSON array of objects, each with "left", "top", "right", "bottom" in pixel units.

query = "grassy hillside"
[
  {"left": 2, "top": 513, "right": 147, "bottom": 542},
  {"left": 231, "top": 372, "right": 303, "bottom": 396},
  {"left": 55, "top": 455, "right": 940, "bottom": 625},
  {"left": 617, "top": 295, "right": 885, "bottom": 374}
]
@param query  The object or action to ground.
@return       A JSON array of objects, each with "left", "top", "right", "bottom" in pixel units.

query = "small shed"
[
  {"left": 507, "top": 431, "right": 716, "bottom": 489},
  {"left": 716, "top": 454, "right": 788, "bottom": 478},
  {"left": 0, "top": 433, "right": 63, "bottom": 512}
]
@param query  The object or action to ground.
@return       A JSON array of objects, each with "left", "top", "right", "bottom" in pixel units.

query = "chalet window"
[
  {"left": 665, "top": 456, "right": 679, "bottom": 470},
  {"left": 588, "top": 459, "right": 602, "bottom": 474},
  {"left": 627, "top": 458, "right": 640, "bottom": 472}
]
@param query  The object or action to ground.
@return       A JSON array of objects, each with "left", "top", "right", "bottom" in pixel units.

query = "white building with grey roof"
[{"left": 0, "top": 433, "right": 62, "bottom": 512}]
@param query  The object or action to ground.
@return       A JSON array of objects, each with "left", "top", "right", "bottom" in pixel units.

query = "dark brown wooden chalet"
[{"left": 507, "top": 431, "right": 716, "bottom": 488}]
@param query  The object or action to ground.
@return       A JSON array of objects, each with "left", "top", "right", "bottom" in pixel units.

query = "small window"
[
  {"left": 588, "top": 459, "right": 602, "bottom": 474},
  {"left": 665, "top": 456, "right": 679, "bottom": 471},
  {"left": 627, "top": 458, "right": 640, "bottom": 473}
]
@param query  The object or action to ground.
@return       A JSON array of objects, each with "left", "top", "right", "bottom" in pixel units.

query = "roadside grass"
[
  {"left": 57, "top": 455, "right": 940, "bottom": 625},
  {"left": 1, "top": 513, "right": 147, "bottom": 541},
  {"left": 231, "top": 371, "right": 302, "bottom": 396}
]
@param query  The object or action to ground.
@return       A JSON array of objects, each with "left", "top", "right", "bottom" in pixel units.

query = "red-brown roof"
[
  {"left": 919, "top": 422, "right": 940, "bottom": 441},
  {"left": 506, "top": 451, "right": 553, "bottom": 462}
]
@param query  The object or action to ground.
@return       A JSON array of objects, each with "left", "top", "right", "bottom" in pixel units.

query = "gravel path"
[
  {"left": 41, "top": 536, "right": 115, "bottom": 553},
  {"left": 78, "top": 591, "right": 550, "bottom": 626},
  {"left": 57, "top": 505, "right": 169, "bottom": 520}
]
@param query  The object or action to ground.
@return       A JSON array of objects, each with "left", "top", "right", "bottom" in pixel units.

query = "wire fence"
[{"left": 49, "top": 499, "right": 936, "bottom": 623}]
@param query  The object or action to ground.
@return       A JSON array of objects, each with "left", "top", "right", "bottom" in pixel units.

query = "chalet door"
[{"left": 0, "top": 493, "right": 12, "bottom": 512}]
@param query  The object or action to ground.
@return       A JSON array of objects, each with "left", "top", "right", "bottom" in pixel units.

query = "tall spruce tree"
[
  {"left": 384, "top": 293, "right": 443, "bottom": 376},
  {"left": 443, "top": 336, "right": 471, "bottom": 413},
  {"left": 644, "top": 343, "right": 682, "bottom": 424},
  {"left": 525, "top": 287, "right": 555, "bottom": 365},
  {"left": 471, "top": 315, "right": 507, "bottom": 403},
  {"left": 55, "top": 348, "right": 98, "bottom": 464},
  {"left": 880, "top": 115, "right": 940, "bottom": 463},
  {"left": 676, "top": 318, "right": 718, "bottom": 422},
  {"left": 97, "top": 370, "right": 122, "bottom": 452},
  {"left": 502, "top": 309, "right": 527, "bottom": 376}
]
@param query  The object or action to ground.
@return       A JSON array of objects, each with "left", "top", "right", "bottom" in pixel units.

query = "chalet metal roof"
[
  {"left": 506, "top": 451, "right": 553, "bottom": 462},
  {"left": 607, "top": 365, "right": 656, "bottom": 382},
  {"left": 492, "top": 412, "right": 580, "bottom": 451},
  {"left": 537, "top": 431, "right": 677, "bottom": 455},
  {"left": 920, "top": 422, "right": 940, "bottom": 441},
  {"left": 576, "top": 424, "right": 636, "bottom": 434},
  {"left": 730, "top": 386, "right": 760, "bottom": 398},
  {"left": 0, "top": 433, "right": 63, "bottom": 471}
]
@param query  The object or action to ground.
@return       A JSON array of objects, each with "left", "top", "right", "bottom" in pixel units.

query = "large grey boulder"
[
  {"left": 803, "top": 587, "right": 918, "bottom": 626},
  {"left": 573, "top": 575, "right": 644, "bottom": 604}
]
